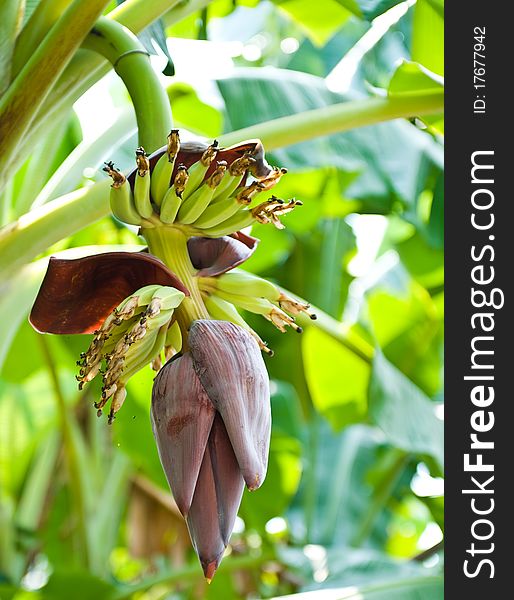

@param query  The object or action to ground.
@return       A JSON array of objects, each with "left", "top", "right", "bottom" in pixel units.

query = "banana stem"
[
  {"left": 82, "top": 17, "right": 172, "bottom": 152},
  {"left": 142, "top": 227, "right": 210, "bottom": 339},
  {"left": 5, "top": 0, "right": 205, "bottom": 177},
  {"left": 0, "top": 0, "right": 110, "bottom": 191},
  {"left": 220, "top": 91, "right": 444, "bottom": 151}
]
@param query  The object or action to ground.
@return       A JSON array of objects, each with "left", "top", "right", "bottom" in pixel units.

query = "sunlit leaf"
[
  {"left": 302, "top": 327, "right": 369, "bottom": 430},
  {"left": 411, "top": 0, "right": 444, "bottom": 76},
  {"left": 276, "top": 0, "right": 352, "bottom": 46}
]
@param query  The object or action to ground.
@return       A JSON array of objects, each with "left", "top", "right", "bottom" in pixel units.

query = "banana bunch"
[
  {"left": 104, "top": 130, "right": 302, "bottom": 235},
  {"left": 199, "top": 270, "right": 316, "bottom": 353},
  {"left": 76, "top": 284, "right": 185, "bottom": 423}
]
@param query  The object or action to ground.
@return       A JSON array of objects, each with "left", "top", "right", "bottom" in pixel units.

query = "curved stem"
[
  {"left": 295, "top": 302, "right": 374, "bottom": 364},
  {"left": 220, "top": 91, "right": 444, "bottom": 150},
  {"left": 83, "top": 17, "right": 172, "bottom": 152},
  {"left": 0, "top": 0, "right": 110, "bottom": 191},
  {"left": 4, "top": 0, "right": 211, "bottom": 176}
]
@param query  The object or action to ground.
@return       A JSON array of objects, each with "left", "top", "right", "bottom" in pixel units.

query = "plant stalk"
[
  {"left": 82, "top": 17, "right": 172, "bottom": 152},
  {"left": 6, "top": 0, "right": 208, "bottom": 173},
  {"left": 143, "top": 226, "right": 210, "bottom": 339},
  {"left": 0, "top": 0, "right": 111, "bottom": 191},
  {"left": 220, "top": 91, "right": 444, "bottom": 150}
]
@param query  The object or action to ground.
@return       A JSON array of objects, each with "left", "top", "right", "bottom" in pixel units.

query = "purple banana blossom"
[{"left": 151, "top": 319, "right": 271, "bottom": 580}]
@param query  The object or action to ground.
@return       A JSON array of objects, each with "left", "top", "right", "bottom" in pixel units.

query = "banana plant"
[{"left": 0, "top": 0, "right": 444, "bottom": 594}]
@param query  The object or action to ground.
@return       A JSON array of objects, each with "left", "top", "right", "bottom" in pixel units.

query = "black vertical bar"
[{"left": 446, "top": 4, "right": 510, "bottom": 597}]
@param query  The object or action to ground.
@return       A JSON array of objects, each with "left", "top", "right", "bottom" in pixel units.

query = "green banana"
[
  {"left": 207, "top": 271, "right": 280, "bottom": 301},
  {"left": 210, "top": 154, "right": 255, "bottom": 202},
  {"left": 203, "top": 294, "right": 273, "bottom": 355},
  {"left": 165, "top": 320, "right": 182, "bottom": 352},
  {"left": 159, "top": 165, "right": 188, "bottom": 224},
  {"left": 151, "top": 286, "right": 186, "bottom": 310},
  {"left": 210, "top": 290, "right": 301, "bottom": 333},
  {"left": 181, "top": 140, "right": 218, "bottom": 200},
  {"left": 104, "top": 162, "right": 142, "bottom": 226},
  {"left": 133, "top": 148, "right": 153, "bottom": 219},
  {"left": 191, "top": 195, "right": 241, "bottom": 229},
  {"left": 177, "top": 162, "right": 227, "bottom": 225},
  {"left": 150, "top": 129, "right": 180, "bottom": 207},
  {"left": 196, "top": 208, "right": 255, "bottom": 237},
  {"left": 212, "top": 290, "right": 275, "bottom": 316}
]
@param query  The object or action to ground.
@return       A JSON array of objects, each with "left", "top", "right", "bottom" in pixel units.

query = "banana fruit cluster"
[
  {"left": 199, "top": 270, "right": 316, "bottom": 354},
  {"left": 104, "top": 130, "right": 301, "bottom": 236},
  {"left": 76, "top": 284, "right": 185, "bottom": 423}
]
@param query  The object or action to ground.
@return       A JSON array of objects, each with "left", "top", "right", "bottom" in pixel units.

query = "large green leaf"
[
  {"left": 388, "top": 61, "right": 443, "bottom": 97},
  {"left": 240, "top": 431, "right": 302, "bottom": 530},
  {"left": 40, "top": 570, "right": 117, "bottom": 600},
  {"left": 304, "top": 546, "right": 440, "bottom": 590},
  {"left": 288, "top": 424, "right": 393, "bottom": 547},
  {"left": 0, "top": 0, "right": 24, "bottom": 95},
  {"left": 336, "top": 0, "right": 408, "bottom": 20},
  {"left": 302, "top": 327, "right": 369, "bottom": 430},
  {"left": 276, "top": 0, "right": 353, "bottom": 46},
  {"left": 368, "top": 352, "right": 443, "bottom": 468}
]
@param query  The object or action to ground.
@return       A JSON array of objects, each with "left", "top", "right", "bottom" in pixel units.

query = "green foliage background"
[{"left": 0, "top": 0, "right": 444, "bottom": 598}]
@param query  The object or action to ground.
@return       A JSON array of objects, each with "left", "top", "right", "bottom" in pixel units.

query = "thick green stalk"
[
  {"left": 7, "top": 0, "right": 208, "bottom": 171},
  {"left": 0, "top": 180, "right": 111, "bottom": 278},
  {"left": 143, "top": 226, "right": 210, "bottom": 337},
  {"left": 0, "top": 92, "right": 443, "bottom": 278},
  {"left": 11, "top": 0, "right": 74, "bottom": 78},
  {"left": 220, "top": 91, "right": 444, "bottom": 150},
  {"left": 0, "top": 0, "right": 111, "bottom": 190},
  {"left": 82, "top": 17, "right": 172, "bottom": 152}
]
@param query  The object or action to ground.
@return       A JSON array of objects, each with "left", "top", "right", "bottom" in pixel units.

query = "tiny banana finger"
[
  {"left": 104, "top": 162, "right": 142, "bottom": 226},
  {"left": 150, "top": 129, "right": 180, "bottom": 207},
  {"left": 134, "top": 148, "right": 154, "bottom": 219}
]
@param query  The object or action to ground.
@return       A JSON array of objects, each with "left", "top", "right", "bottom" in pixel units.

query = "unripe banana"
[
  {"left": 104, "top": 162, "right": 142, "bottom": 226},
  {"left": 210, "top": 173, "right": 243, "bottom": 204},
  {"left": 208, "top": 272, "right": 280, "bottom": 302},
  {"left": 150, "top": 130, "right": 180, "bottom": 207},
  {"left": 196, "top": 208, "right": 255, "bottom": 237},
  {"left": 165, "top": 320, "right": 182, "bottom": 352},
  {"left": 191, "top": 195, "right": 241, "bottom": 229},
  {"left": 210, "top": 290, "right": 301, "bottom": 333},
  {"left": 203, "top": 294, "right": 273, "bottom": 355},
  {"left": 134, "top": 148, "right": 154, "bottom": 218},
  {"left": 151, "top": 286, "right": 186, "bottom": 310},
  {"left": 160, "top": 165, "right": 188, "bottom": 224},
  {"left": 177, "top": 162, "right": 227, "bottom": 225},
  {"left": 181, "top": 140, "right": 218, "bottom": 200},
  {"left": 204, "top": 293, "right": 250, "bottom": 330},
  {"left": 212, "top": 290, "right": 275, "bottom": 316}
]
